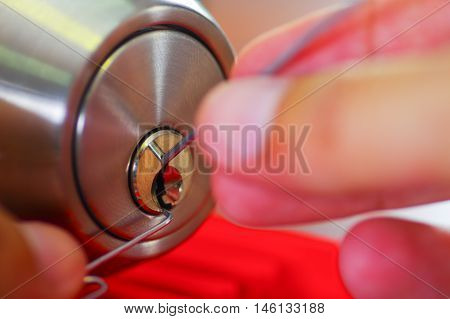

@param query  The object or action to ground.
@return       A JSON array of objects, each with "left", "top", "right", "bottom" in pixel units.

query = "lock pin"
[{"left": 129, "top": 129, "right": 194, "bottom": 215}]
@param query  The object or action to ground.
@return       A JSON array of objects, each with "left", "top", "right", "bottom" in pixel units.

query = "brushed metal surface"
[
  {"left": 77, "top": 30, "right": 222, "bottom": 241},
  {"left": 0, "top": 0, "right": 233, "bottom": 262}
]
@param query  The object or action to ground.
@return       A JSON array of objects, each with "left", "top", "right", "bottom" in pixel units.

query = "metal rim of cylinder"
[{"left": 66, "top": 3, "right": 234, "bottom": 265}]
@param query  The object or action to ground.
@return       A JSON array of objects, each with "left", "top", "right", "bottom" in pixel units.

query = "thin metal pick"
[
  {"left": 82, "top": 210, "right": 173, "bottom": 299},
  {"left": 263, "top": 1, "right": 363, "bottom": 75},
  {"left": 82, "top": 130, "right": 195, "bottom": 298}
]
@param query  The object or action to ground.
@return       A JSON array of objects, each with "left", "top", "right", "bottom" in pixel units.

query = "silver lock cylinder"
[{"left": 0, "top": 0, "right": 233, "bottom": 266}]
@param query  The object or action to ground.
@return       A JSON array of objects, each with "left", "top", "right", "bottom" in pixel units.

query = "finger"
[
  {"left": 340, "top": 218, "right": 450, "bottom": 298},
  {"left": 0, "top": 209, "right": 86, "bottom": 298},
  {"left": 197, "top": 51, "right": 450, "bottom": 226},
  {"left": 234, "top": 0, "right": 450, "bottom": 77}
]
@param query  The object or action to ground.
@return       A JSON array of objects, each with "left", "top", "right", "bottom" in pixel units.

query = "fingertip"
[
  {"left": 197, "top": 77, "right": 289, "bottom": 127},
  {"left": 340, "top": 218, "right": 450, "bottom": 298},
  {"left": 19, "top": 222, "right": 87, "bottom": 298},
  {"left": 212, "top": 173, "right": 318, "bottom": 227},
  {"left": 197, "top": 77, "right": 290, "bottom": 169},
  {"left": 195, "top": 80, "right": 231, "bottom": 127},
  {"left": 212, "top": 174, "right": 266, "bottom": 227}
]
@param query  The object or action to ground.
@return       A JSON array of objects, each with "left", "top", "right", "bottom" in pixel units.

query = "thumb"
[
  {"left": 196, "top": 51, "right": 450, "bottom": 226},
  {"left": 0, "top": 208, "right": 86, "bottom": 298}
]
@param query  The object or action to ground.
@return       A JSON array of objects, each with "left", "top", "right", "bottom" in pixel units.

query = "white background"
[{"left": 0, "top": 299, "right": 449, "bottom": 319}]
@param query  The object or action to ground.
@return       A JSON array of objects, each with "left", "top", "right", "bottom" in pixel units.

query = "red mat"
[{"left": 103, "top": 214, "right": 350, "bottom": 298}]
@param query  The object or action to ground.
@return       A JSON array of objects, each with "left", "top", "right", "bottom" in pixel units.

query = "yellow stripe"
[
  {"left": 0, "top": 45, "right": 72, "bottom": 85},
  {"left": 3, "top": 0, "right": 101, "bottom": 51}
]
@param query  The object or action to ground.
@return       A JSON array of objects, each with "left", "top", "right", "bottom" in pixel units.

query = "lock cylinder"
[{"left": 0, "top": 0, "right": 233, "bottom": 267}]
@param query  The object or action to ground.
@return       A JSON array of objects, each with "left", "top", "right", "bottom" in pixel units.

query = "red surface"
[{"left": 104, "top": 214, "right": 351, "bottom": 298}]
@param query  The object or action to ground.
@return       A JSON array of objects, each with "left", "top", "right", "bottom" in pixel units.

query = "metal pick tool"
[
  {"left": 263, "top": 1, "right": 362, "bottom": 75},
  {"left": 83, "top": 210, "right": 173, "bottom": 299},
  {"left": 83, "top": 130, "right": 195, "bottom": 299}
]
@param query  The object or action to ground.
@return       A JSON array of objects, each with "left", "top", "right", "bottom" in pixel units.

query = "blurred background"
[
  {"left": 204, "top": 0, "right": 340, "bottom": 52},
  {"left": 203, "top": 0, "right": 450, "bottom": 238}
]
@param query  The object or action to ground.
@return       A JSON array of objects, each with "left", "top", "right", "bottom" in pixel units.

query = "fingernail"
[
  {"left": 196, "top": 77, "right": 290, "bottom": 171},
  {"left": 20, "top": 222, "right": 86, "bottom": 298}
]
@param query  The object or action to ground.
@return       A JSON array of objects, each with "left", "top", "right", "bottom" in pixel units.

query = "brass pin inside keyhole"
[
  {"left": 129, "top": 129, "right": 193, "bottom": 215},
  {"left": 153, "top": 165, "right": 183, "bottom": 209}
]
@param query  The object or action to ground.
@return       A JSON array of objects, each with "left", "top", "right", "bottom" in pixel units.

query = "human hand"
[
  {"left": 0, "top": 206, "right": 86, "bottom": 298},
  {"left": 196, "top": 0, "right": 450, "bottom": 298}
]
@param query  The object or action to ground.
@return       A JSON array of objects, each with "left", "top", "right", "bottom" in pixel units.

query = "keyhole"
[
  {"left": 130, "top": 128, "right": 193, "bottom": 215},
  {"left": 152, "top": 165, "right": 184, "bottom": 210}
]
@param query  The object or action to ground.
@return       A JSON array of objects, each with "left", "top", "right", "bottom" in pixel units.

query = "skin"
[
  {"left": 1, "top": 0, "right": 449, "bottom": 298},
  {"left": 196, "top": 0, "right": 450, "bottom": 298},
  {"left": 0, "top": 207, "right": 86, "bottom": 298}
]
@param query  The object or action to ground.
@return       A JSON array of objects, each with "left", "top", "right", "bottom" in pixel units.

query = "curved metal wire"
[
  {"left": 81, "top": 128, "right": 194, "bottom": 298},
  {"left": 83, "top": 276, "right": 109, "bottom": 299},
  {"left": 263, "top": 1, "right": 363, "bottom": 75},
  {"left": 82, "top": 210, "right": 173, "bottom": 298}
]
